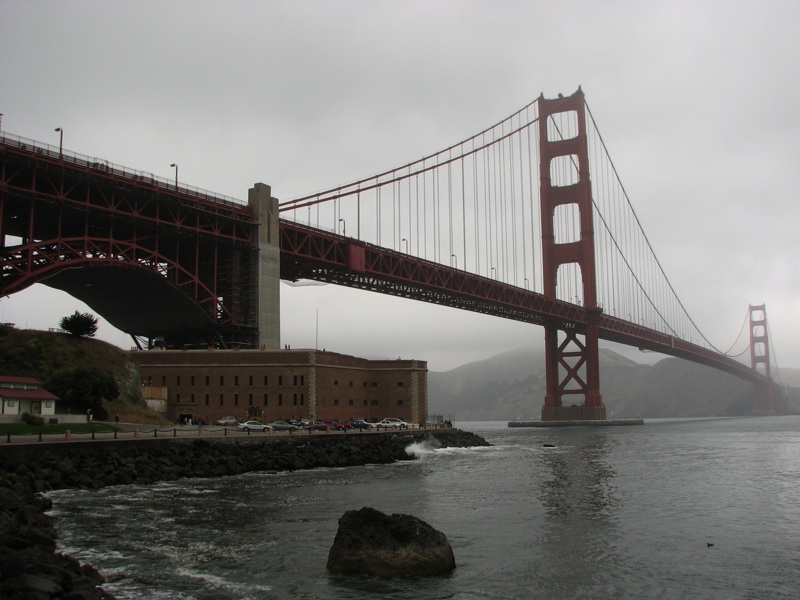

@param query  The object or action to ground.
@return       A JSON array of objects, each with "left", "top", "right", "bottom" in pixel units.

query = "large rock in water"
[{"left": 327, "top": 506, "right": 456, "bottom": 576}]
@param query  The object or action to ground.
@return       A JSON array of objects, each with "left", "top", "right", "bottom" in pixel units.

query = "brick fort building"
[{"left": 132, "top": 348, "right": 427, "bottom": 426}]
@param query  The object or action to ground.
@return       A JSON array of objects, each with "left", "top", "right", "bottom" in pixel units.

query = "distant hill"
[
  {"left": 779, "top": 367, "right": 800, "bottom": 388},
  {"left": 428, "top": 347, "right": 800, "bottom": 421}
]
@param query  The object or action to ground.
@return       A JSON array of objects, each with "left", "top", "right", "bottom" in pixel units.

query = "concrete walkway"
[{"left": 0, "top": 423, "right": 375, "bottom": 446}]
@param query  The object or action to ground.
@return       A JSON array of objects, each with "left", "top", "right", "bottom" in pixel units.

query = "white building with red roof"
[{"left": 0, "top": 376, "right": 59, "bottom": 422}]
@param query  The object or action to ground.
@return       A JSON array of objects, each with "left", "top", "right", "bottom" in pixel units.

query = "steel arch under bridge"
[{"left": 0, "top": 136, "right": 260, "bottom": 349}]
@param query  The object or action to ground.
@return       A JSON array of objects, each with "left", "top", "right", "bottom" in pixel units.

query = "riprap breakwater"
[{"left": 0, "top": 429, "right": 489, "bottom": 599}]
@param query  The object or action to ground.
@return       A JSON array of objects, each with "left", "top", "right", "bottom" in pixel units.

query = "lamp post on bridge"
[
  {"left": 451, "top": 254, "right": 458, "bottom": 269},
  {"left": 0, "top": 113, "right": 4, "bottom": 134},
  {"left": 54, "top": 127, "right": 63, "bottom": 159},
  {"left": 339, "top": 218, "right": 346, "bottom": 237},
  {"left": 170, "top": 163, "right": 178, "bottom": 189},
  {"left": 402, "top": 238, "right": 408, "bottom": 254}
]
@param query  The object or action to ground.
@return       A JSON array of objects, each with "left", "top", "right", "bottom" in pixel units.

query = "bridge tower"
[
  {"left": 749, "top": 304, "right": 774, "bottom": 415},
  {"left": 249, "top": 183, "right": 281, "bottom": 351},
  {"left": 537, "top": 88, "right": 606, "bottom": 421}
]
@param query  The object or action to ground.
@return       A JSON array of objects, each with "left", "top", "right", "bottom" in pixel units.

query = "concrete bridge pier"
[
  {"left": 541, "top": 405, "right": 608, "bottom": 421},
  {"left": 249, "top": 183, "right": 281, "bottom": 351}
]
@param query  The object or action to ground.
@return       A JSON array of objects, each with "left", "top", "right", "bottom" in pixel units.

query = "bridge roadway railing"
[{"left": 0, "top": 131, "right": 246, "bottom": 210}]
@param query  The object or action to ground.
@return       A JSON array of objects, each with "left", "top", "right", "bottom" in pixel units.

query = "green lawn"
[{"left": 0, "top": 422, "right": 117, "bottom": 435}]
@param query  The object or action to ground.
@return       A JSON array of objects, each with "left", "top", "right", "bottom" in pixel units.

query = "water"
[{"left": 47, "top": 417, "right": 800, "bottom": 599}]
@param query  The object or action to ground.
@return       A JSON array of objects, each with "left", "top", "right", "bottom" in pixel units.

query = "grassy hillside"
[
  {"left": 0, "top": 326, "right": 169, "bottom": 424},
  {"left": 0, "top": 327, "right": 130, "bottom": 381}
]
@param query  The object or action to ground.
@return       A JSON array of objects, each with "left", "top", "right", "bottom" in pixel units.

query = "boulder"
[{"left": 326, "top": 506, "right": 455, "bottom": 576}]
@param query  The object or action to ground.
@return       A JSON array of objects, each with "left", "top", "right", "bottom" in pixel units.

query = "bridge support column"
[
  {"left": 749, "top": 304, "right": 774, "bottom": 415},
  {"left": 541, "top": 324, "right": 561, "bottom": 420},
  {"left": 538, "top": 88, "right": 606, "bottom": 422},
  {"left": 540, "top": 322, "right": 606, "bottom": 422},
  {"left": 250, "top": 183, "right": 281, "bottom": 350}
]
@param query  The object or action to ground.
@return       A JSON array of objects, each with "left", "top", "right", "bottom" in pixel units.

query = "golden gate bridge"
[{"left": 0, "top": 88, "right": 777, "bottom": 420}]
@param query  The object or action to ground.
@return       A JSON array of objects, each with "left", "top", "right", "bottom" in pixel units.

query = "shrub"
[
  {"left": 45, "top": 366, "right": 116, "bottom": 420},
  {"left": 21, "top": 412, "right": 45, "bottom": 427}
]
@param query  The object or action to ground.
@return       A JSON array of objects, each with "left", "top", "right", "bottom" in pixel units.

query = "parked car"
[
  {"left": 237, "top": 420, "right": 272, "bottom": 433},
  {"left": 268, "top": 419, "right": 299, "bottom": 432},
  {"left": 216, "top": 416, "right": 237, "bottom": 426},
  {"left": 376, "top": 418, "right": 409, "bottom": 429},
  {"left": 309, "top": 420, "right": 351, "bottom": 431},
  {"left": 348, "top": 419, "right": 373, "bottom": 430}
]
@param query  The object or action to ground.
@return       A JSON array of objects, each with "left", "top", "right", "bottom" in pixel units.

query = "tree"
[
  {"left": 45, "top": 366, "right": 117, "bottom": 420},
  {"left": 60, "top": 311, "right": 98, "bottom": 338}
]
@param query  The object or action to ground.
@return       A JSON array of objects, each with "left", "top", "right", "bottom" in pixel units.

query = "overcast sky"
[{"left": 1, "top": 1, "right": 799, "bottom": 374}]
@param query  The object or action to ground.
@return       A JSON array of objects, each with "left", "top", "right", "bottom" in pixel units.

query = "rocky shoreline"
[{"left": 0, "top": 428, "right": 489, "bottom": 599}]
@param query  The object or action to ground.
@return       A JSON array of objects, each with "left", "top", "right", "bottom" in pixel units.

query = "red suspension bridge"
[{"left": 0, "top": 88, "right": 776, "bottom": 420}]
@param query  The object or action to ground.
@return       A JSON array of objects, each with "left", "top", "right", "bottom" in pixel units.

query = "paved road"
[{"left": 0, "top": 422, "right": 418, "bottom": 446}]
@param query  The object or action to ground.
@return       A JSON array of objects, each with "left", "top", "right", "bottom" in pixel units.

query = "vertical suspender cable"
[
  {"left": 407, "top": 168, "right": 412, "bottom": 254},
  {"left": 485, "top": 136, "right": 492, "bottom": 275},
  {"left": 529, "top": 114, "right": 538, "bottom": 291},
  {"left": 392, "top": 178, "right": 396, "bottom": 249},
  {"left": 423, "top": 169, "right": 428, "bottom": 258},
  {"left": 493, "top": 139, "right": 500, "bottom": 280},
  {"left": 519, "top": 130, "right": 524, "bottom": 286},
  {"left": 435, "top": 167, "right": 440, "bottom": 264},
  {"left": 461, "top": 145, "right": 467, "bottom": 271},
  {"left": 499, "top": 131, "right": 507, "bottom": 281},
  {"left": 376, "top": 182, "right": 381, "bottom": 247},
  {"left": 473, "top": 150, "right": 479, "bottom": 273},
  {"left": 509, "top": 132, "right": 518, "bottom": 284},
  {"left": 415, "top": 174, "right": 419, "bottom": 256},
  {"left": 448, "top": 154, "right": 453, "bottom": 266}
]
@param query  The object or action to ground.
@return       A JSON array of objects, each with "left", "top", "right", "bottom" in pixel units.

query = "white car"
[
  {"left": 376, "top": 418, "right": 410, "bottom": 430},
  {"left": 236, "top": 420, "right": 272, "bottom": 433}
]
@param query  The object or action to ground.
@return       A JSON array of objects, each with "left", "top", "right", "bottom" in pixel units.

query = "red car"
[{"left": 310, "top": 420, "right": 351, "bottom": 431}]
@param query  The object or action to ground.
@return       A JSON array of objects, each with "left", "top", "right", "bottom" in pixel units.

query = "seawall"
[{"left": 0, "top": 429, "right": 489, "bottom": 599}]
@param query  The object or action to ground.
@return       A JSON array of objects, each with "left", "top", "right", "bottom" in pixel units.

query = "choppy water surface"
[{"left": 48, "top": 417, "right": 800, "bottom": 599}]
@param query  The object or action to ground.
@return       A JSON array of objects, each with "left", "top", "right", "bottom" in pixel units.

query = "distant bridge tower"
[
  {"left": 749, "top": 304, "right": 774, "bottom": 415},
  {"left": 537, "top": 88, "right": 606, "bottom": 421}
]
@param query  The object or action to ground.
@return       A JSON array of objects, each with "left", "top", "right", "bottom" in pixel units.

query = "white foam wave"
[
  {"left": 405, "top": 438, "right": 442, "bottom": 457},
  {"left": 173, "top": 566, "right": 273, "bottom": 598}
]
